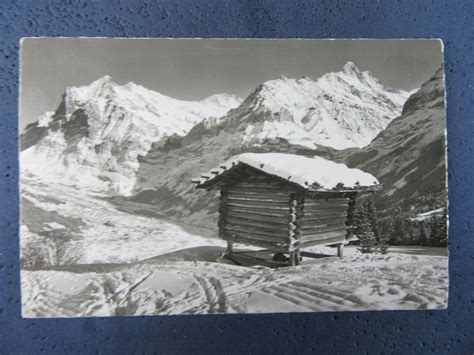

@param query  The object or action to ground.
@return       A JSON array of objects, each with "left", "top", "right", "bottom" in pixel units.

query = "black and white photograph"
[{"left": 19, "top": 38, "right": 448, "bottom": 317}]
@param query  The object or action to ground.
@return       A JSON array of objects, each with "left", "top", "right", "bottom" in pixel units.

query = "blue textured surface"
[{"left": 1, "top": 0, "right": 473, "bottom": 353}]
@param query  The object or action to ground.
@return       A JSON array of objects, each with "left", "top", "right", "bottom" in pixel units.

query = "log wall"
[
  {"left": 297, "top": 194, "right": 353, "bottom": 248},
  {"left": 218, "top": 177, "right": 296, "bottom": 252},
  {"left": 217, "top": 167, "right": 358, "bottom": 253}
]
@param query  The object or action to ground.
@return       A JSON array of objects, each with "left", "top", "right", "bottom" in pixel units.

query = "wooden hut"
[{"left": 192, "top": 153, "right": 380, "bottom": 266}]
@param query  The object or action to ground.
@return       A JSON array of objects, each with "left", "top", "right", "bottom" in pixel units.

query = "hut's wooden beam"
[
  {"left": 227, "top": 203, "right": 291, "bottom": 213},
  {"left": 337, "top": 243, "right": 344, "bottom": 258},
  {"left": 298, "top": 233, "right": 347, "bottom": 247},
  {"left": 302, "top": 204, "right": 349, "bottom": 213},
  {"left": 304, "top": 200, "right": 350, "bottom": 207},
  {"left": 227, "top": 198, "right": 290, "bottom": 209},
  {"left": 227, "top": 186, "right": 294, "bottom": 196},
  {"left": 223, "top": 225, "right": 289, "bottom": 241},
  {"left": 225, "top": 216, "right": 291, "bottom": 231},
  {"left": 301, "top": 216, "right": 348, "bottom": 224},
  {"left": 300, "top": 224, "right": 347, "bottom": 236},
  {"left": 226, "top": 194, "right": 291, "bottom": 203},
  {"left": 301, "top": 211, "right": 347, "bottom": 219},
  {"left": 224, "top": 209, "right": 293, "bottom": 224},
  {"left": 299, "top": 228, "right": 347, "bottom": 242}
]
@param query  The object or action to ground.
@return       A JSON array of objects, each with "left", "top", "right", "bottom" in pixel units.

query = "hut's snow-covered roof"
[{"left": 193, "top": 152, "right": 380, "bottom": 191}]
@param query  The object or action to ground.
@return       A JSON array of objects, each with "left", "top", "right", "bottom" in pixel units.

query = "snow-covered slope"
[
  {"left": 215, "top": 62, "right": 409, "bottom": 149},
  {"left": 20, "top": 76, "right": 241, "bottom": 195},
  {"left": 334, "top": 66, "right": 447, "bottom": 214}
]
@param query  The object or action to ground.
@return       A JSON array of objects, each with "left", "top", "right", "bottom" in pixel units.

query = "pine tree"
[
  {"left": 378, "top": 232, "right": 390, "bottom": 254},
  {"left": 377, "top": 221, "right": 391, "bottom": 254},
  {"left": 365, "top": 196, "right": 380, "bottom": 243},
  {"left": 437, "top": 210, "right": 448, "bottom": 247},
  {"left": 429, "top": 216, "right": 440, "bottom": 247},
  {"left": 352, "top": 200, "right": 368, "bottom": 241},
  {"left": 418, "top": 221, "right": 428, "bottom": 246},
  {"left": 430, "top": 211, "right": 448, "bottom": 247},
  {"left": 352, "top": 199, "right": 375, "bottom": 253},
  {"left": 358, "top": 221, "right": 376, "bottom": 253}
]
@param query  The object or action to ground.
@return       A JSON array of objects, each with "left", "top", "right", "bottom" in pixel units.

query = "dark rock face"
[{"left": 332, "top": 66, "right": 447, "bottom": 215}]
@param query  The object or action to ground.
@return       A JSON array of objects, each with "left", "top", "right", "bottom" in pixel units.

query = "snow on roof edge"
[{"left": 193, "top": 152, "right": 380, "bottom": 191}]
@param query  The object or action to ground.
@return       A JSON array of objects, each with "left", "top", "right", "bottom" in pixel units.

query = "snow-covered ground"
[{"left": 20, "top": 175, "right": 448, "bottom": 317}]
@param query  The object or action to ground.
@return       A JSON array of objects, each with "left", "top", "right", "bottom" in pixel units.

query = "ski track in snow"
[{"left": 20, "top": 175, "right": 448, "bottom": 317}]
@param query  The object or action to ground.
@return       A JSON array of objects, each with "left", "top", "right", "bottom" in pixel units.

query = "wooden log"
[
  {"left": 227, "top": 203, "right": 290, "bottom": 213},
  {"left": 223, "top": 234, "right": 290, "bottom": 252},
  {"left": 310, "top": 197, "right": 351, "bottom": 202},
  {"left": 233, "top": 181, "right": 294, "bottom": 189},
  {"left": 289, "top": 251, "right": 297, "bottom": 266},
  {"left": 288, "top": 197, "right": 300, "bottom": 253},
  {"left": 303, "top": 205, "right": 349, "bottom": 212},
  {"left": 300, "top": 227, "right": 347, "bottom": 240},
  {"left": 300, "top": 223, "right": 347, "bottom": 235},
  {"left": 304, "top": 191, "right": 358, "bottom": 199},
  {"left": 226, "top": 209, "right": 292, "bottom": 224},
  {"left": 226, "top": 240, "right": 234, "bottom": 254},
  {"left": 300, "top": 222, "right": 328, "bottom": 230},
  {"left": 337, "top": 243, "right": 344, "bottom": 258},
  {"left": 294, "top": 250, "right": 301, "bottom": 265},
  {"left": 227, "top": 191, "right": 291, "bottom": 202},
  {"left": 298, "top": 231, "right": 347, "bottom": 245},
  {"left": 225, "top": 216, "right": 291, "bottom": 232},
  {"left": 300, "top": 216, "right": 348, "bottom": 225},
  {"left": 302, "top": 204, "right": 349, "bottom": 212},
  {"left": 298, "top": 236, "right": 347, "bottom": 248},
  {"left": 227, "top": 186, "right": 296, "bottom": 195},
  {"left": 226, "top": 198, "right": 290, "bottom": 208},
  {"left": 226, "top": 194, "right": 291, "bottom": 203},
  {"left": 235, "top": 183, "right": 288, "bottom": 189},
  {"left": 227, "top": 188, "right": 292, "bottom": 197},
  {"left": 301, "top": 209, "right": 348, "bottom": 216},
  {"left": 224, "top": 224, "right": 289, "bottom": 240},
  {"left": 303, "top": 199, "right": 350, "bottom": 207}
]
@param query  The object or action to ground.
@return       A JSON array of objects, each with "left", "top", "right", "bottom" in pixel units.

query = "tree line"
[{"left": 352, "top": 195, "right": 448, "bottom": 253}]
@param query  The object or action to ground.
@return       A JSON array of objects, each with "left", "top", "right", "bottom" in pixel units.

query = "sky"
[{"left": 20, "top": 38, "right": 443, "bottom": 128}]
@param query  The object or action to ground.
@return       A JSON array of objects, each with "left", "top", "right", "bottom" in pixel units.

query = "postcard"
[{"left": 19, "top": 38, "right": 447, "bottom": 317}]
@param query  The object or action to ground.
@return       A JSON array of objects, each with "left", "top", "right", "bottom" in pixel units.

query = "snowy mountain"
[
  {"left": 207, "top": 62, "right": 409, "bottom": 150},
  {"left": 333, "top": 66, "right": 447, "bottom": 215},
  {"left": 133, "top": 65, "right": 444, "bottom": 229},
  {"left": 20, "top": 76, "right": 242, "bottom": 195}
]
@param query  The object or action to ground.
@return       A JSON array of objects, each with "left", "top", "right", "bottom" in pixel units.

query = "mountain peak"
[
  {"left": 342, "top": 61, "right": 361, "bottom": 74},
  {"left": 91, "top": 75, "right": 115, "bottom": 87}
]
